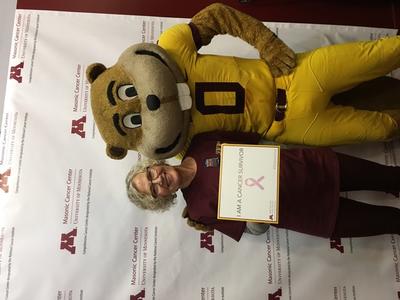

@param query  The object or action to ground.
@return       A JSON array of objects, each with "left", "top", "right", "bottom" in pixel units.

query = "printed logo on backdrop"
[
  {"left": 330, "top": 238, "right": 344, "bottom": 253},
  {"left": 130, "top": 227, "right": 158, "bottom": 299},
  {"left": 130, "top": 289, "right": 145, "bottom": 300},
  {"left": 9, "top": 62, "right": 24, "bottom": 83},
  {"left": 390, "top": 235, "right": 400, "bottom": 283},
  {"left": 0, "top": 168, "right": 11, "bottom": 193},
  {"left": 60, "top": 228, "right": 77, "bottom": 254},
  {"left": 10, "top": 13, "right": 37, "bottom": 83},
  {"left": 268, "top": 288, "right": 282, "bottom": 300},
  {"left": 71, "top": 115, "right": 86, "bottom": 138},
  {"left": 59, "top": 168, "right": 94, "bottom": 255},
  {"left": 71, "top": 64, "right": 94, "bottom": 138},
  {"left": 200, "top": 231, "right": 215, "bottom": 253}
]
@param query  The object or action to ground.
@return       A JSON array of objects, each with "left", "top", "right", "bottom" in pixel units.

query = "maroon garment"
[
  {"left": 182, "top": 131, "right": 260, "bottom": 241},
  {"left": 181, "top": 131, "right": 340, "bottom": 241},
  {"left": 275, "top": 148, "right": 340, "bottom": 237}
]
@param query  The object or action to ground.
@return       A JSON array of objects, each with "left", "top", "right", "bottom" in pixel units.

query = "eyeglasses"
[{"left": 146, "top": 166, "right": 159, "bottom": 198}]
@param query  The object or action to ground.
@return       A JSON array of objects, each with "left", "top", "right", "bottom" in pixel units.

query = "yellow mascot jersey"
[
  {"left": 159, "top": 23, "right": 400, "bottom": 154},
  {"left": 158, "top": 24, "right": 276, "bottom": 146}
]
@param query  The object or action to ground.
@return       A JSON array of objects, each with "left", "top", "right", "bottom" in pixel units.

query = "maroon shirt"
[{"left": 182, "top": 131, "right": 340, "bottom": 241}]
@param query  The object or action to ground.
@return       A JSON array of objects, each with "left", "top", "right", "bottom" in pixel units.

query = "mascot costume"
[{"left": 86, "top": 3, "right": 400, "bottom": 160}]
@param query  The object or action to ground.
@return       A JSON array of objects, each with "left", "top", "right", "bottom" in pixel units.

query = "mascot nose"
[{"left": 146, "top": 95, "right": 161, "bottom": 111}]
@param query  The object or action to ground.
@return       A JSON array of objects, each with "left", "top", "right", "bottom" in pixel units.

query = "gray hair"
[{"left": 125, "top": 158, "right": 177, "bottom": 211}]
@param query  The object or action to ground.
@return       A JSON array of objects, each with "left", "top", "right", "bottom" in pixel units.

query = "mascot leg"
[
  {"left": 333, "top": 76, "right": 400, "bottom": 111},
  {"left": 276, "top": 36, "right": 400, "bottom": 145},
  {"left": 333, "top": 76, "right": 400, "bottom": 133},
  {"left": 298, "top": 105, "right": 399, "bottom": 145},
  {"left": 302, "top": 35, "right": 400, "bottom": 94}
]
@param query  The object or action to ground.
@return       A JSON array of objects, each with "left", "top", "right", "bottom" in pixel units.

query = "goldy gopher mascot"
[{"left": 87, "top": 3, "right": 400, "bottom": 160}]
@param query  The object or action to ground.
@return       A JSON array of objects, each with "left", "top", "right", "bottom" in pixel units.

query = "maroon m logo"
[
  {"left": 71, "top": 115, "right": 86, "bottom": 138},
  {"left": 0, "top": 168, "right": 11, "bottom": 193},
  {"left": 9, "top": 61, "right": 24, "bottom": 83},
  {"left": 130, "top": 289, "right": 145, "bottom": 300},
  {"left": 60, "top": 228, "right": 77, "bottom": 254},
  {"left": 330, "top": 238, "right": 344, "bottom": 253},
  {"left": 268, "top": 288, "right": 282, "bottom": 300},
  {"left": 200, "top": 231, "right": 214, "bottom": 253}
]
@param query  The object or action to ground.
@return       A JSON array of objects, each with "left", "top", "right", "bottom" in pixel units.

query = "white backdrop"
[{"left": 0, "top": 9, "right": 400, "bottom": 300}]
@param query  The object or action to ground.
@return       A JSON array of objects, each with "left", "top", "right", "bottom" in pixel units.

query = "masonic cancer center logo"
[
  {"left": 60, "top": 228, "right": 78, "bottom": 254},
  {"left": 0, "top": 168, "right": 11, "bottom": 193},
  {"left": 9, "top": 61, "right": 24, "bottom": 83},
  {"left": 130, "top": 289, "right": 145, "bottom": 300},
  {"left": 200, "top": 231, "right": 215, "bottom": 253},
  {"left": 71, "top": 115, "right": 86, "bottom": 138},
  {"left": 268, "top": 288, "right": 282, "bottom": 300}
]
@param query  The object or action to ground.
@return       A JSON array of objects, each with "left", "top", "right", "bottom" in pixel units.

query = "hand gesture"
[{"left": 259, "top": 36, "right": 296, "bottom": 77}]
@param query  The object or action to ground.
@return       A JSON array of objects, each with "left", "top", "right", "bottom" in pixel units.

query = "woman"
[{"left": 126, "top": 131, "right": 400, "bottom": 241}]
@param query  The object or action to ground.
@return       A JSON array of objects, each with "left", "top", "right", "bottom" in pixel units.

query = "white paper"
[{"left": 218, "top": 144, "right": 279, "bottom": 223}]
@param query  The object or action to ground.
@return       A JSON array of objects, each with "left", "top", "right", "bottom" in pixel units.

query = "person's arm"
[{"left": 190, "top": 3, "right": 296, "bottom": 77}]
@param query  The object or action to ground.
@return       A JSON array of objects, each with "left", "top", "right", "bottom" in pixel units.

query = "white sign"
[{"left": 218, "top": 144, "right": 280, "bottom": 223}]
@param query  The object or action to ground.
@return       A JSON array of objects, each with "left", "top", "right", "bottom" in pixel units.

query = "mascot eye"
[
  {"left": 123, "top": 113, "right": 142, "bottom": 129},
  {"left": 118, "top": 85, "right": 138, "bottom": 101}
]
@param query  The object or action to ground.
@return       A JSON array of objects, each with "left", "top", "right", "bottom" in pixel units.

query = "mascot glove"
[{"left": 259, "top": 36, "right": 296, "bottom": 77}]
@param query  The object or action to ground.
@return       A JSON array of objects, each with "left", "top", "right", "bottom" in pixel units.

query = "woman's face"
[{"left": 131, "top": 164, "right": 182, "bottom": 198}]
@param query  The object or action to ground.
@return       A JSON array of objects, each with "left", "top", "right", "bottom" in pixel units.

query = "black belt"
[{"left": 275, "top": 89, "right": 287, "bottom": 121}]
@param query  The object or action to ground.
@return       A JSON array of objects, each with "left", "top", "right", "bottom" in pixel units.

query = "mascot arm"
[{"left": 191, "top": 2, "right": 296, "bottom": 77}]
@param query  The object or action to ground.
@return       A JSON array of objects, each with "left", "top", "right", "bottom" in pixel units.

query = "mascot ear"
[
  {"left": 86, "top": 63, "right": 107, "bottom": 84},
  {"left": 106, "top": 144, "right": 128, "bottom": 160}
]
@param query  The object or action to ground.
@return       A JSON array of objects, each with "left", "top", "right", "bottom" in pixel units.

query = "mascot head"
[{"left": 87, "top": 43, "right": 191, "bottom": 160}]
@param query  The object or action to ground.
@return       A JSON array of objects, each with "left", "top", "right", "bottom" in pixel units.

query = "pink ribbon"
[{"left": 245, "top": 176, "right": 265, "bottom": 190}]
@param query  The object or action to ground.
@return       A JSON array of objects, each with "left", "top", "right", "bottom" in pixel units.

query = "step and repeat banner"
[{"left": 1, "top": 9, "right": 400, "bottom": 300}]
